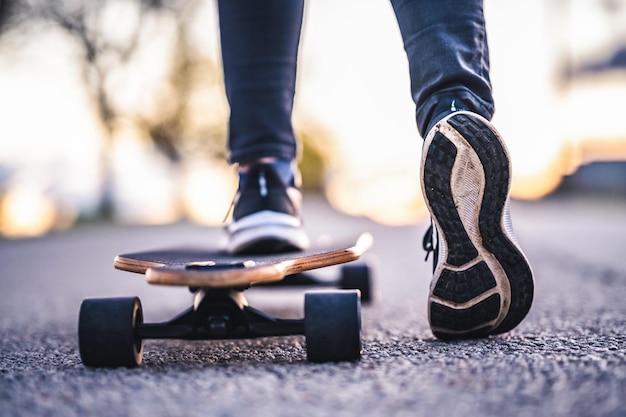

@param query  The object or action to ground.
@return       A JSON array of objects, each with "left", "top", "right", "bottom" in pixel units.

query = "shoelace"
[
  {"left": 422, "top": 221, "right": 439, "bottom": 272},
  {"left": 223, "top": 165, "right": 268, "bottom": 224},
  {"left": 223, "top": 194, "right": 237, "bottom": 224}
]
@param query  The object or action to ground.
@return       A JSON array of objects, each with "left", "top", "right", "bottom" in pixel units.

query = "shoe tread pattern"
[
  {"left": 449, "top": 115, "right": 534, "bottom": 335},
  {"left": 423, "top": 134, "right": 479, "bottom": 267},
  {"left": 432, "top": 261, "right": 496, "bottom": 304},
  {"left": 430, "top": 293, "right": 501, "bottom": 337},
  {"left": 424, "top": 113, "right": 534, "bottom": 339},
  {"left": 424, "top": 132, "right": 499, "bottom": 338}
]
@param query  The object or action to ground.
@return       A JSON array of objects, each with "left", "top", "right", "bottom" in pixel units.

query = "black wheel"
[
  {"left": 78, "top": 297, "right": 144, "bottom": 368},
  {"left": 340, "top": 263, "right": 373, "bottom": 303},
  {"left": 304, "top": 290, "right": 361, "bottom": 363}
]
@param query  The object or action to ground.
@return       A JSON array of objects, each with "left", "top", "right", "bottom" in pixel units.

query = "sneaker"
[
  {"left": 421, "top": 111, "right": 534, "bottom": 340},
  {"left": 226, "top": 161, "right": 309, "bottom": 254}
]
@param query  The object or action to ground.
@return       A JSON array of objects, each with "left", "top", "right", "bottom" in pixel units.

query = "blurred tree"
[
  {"left": 0, "top": 0, "right": 23, "bottom": 34},
  {"left": 0, "top": 0, "right": 331, "bottom": 221},
  {"left": 0, "top": 0, "right": 229, "bottom": 218}
]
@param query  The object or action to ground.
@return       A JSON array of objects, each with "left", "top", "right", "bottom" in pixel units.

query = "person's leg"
[
  {"left": 218, "top": 0, "right": 308, "bottom": 254},
  {"left": 218, "top": 0, "right": 303, "bottom": 165},
  {"left": 390, "top": 0, "right": 494, "bottom": 137},
  {"left": 391, "top": 0, "right": 534, "bottom": 339}
]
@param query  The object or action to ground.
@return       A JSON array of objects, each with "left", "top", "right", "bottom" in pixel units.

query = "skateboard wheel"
[
  {"left": 304, "top": 290, "right": 361, "bottom": 363},
  {"left": 340, "top": 264, "right": 373, "bottom": 303},
  {"left": 78, "top": 297, "right": 144, "bottom": 368}
]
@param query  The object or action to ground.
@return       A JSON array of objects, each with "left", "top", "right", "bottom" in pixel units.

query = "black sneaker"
[
  {"left": 421, "top": 111, "right": 534, "bottom": 340},
  {"left": 226, "top": 162, "right": 309, "bottom": 255}
]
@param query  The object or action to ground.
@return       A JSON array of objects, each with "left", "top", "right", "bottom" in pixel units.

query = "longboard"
[
  {"left": 79, "top": 233, "right": 373, "bottom": 368},
  {"left": 114, "top": 233, "right": 373, "bottom": 288}
]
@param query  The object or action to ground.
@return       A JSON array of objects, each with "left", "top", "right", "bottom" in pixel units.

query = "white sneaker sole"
[
  {"left": 421, "top": 111, "right": 534, "bottom": 339},
  {"left": 227, "top": 211, "right": 309, "bottom": 255}
]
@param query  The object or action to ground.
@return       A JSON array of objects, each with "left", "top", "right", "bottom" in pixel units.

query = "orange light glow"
[
  {"left": 0, "top": 185, "right": 57, "bottom": 238},
  {"left": 182, "top": 159, "right": 238, "bottom": 226},
  {"left": 326, "top": 171, "right": 428, "bottom": 226}
]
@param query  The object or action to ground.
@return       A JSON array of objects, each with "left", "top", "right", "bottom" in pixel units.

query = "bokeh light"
[{"left": 0, "top": 0, "right": 625, "bottom": 237}]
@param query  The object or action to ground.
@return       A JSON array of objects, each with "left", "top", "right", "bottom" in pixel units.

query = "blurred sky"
[{"left": 1, "top": 0, "right": 626, "bottom": 237}]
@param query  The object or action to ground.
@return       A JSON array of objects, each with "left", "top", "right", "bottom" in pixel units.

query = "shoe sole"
[
  {"left": 421, "top": 112, "right": 534, "bottom": 340},
  {"left": 227, "top": 211, "right": 309, "bottom": 255}
]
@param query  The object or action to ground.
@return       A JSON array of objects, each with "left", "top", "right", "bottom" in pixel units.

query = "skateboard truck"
[
  {"left": 134, "top": 289, "right": 305, "bottom": 340},
  {"left": 191, "top": 289, "right": 307, "bottom": 338},
  {"left": 79, "top": 287, "right": 361, "bottom": 367}
]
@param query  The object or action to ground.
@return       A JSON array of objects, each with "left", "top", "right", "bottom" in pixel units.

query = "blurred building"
[{"left": 557, "top": 161, "right": 626, "bottom": 195}]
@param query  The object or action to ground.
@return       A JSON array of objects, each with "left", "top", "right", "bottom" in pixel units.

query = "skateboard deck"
[
  {"left": 79, "top": 233, "right": 372, "bottom": 368},
  {"left": 114, "top": 233, "right": 373, "bottom": 288}
]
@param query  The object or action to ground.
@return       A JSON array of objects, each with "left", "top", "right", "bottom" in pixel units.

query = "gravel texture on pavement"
[{"left": 1, "top": 195, "right": 625, "bottom": 417}]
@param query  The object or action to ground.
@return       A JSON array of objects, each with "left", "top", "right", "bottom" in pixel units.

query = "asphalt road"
[{"left": 1, "top": 194, "right": 625, "bottom": 417}]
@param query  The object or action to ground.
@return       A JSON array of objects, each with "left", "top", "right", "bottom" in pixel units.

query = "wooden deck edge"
[
  {"left": 120, "top": 232, "right": 374, "bottom": 288},
  {"left": 113, "top": 255, "right": 164, "bottom": 275}
]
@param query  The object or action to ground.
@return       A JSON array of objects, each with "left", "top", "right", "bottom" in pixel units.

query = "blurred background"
[{"left": 0, "top": 0, "right": 625, "bottom": 238}]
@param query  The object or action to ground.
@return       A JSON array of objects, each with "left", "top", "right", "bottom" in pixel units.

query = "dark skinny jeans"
[{"left": 218, "top": 0, "right": 494, "bottom": 164}]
